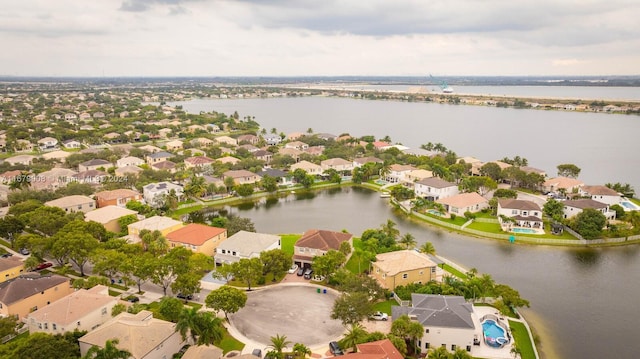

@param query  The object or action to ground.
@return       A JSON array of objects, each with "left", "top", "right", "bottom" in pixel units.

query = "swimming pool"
[
  {"left": 511, "top": 227, "right": 539, "bottom": 234},
  {"left": 482, "top": 319, "right": 509, "bottom": 348},
  {"left": 620, "top": 200, "right": 640, "bottom": 211},
  {"left": 427, "top": 209, "right": 444, "bottom": 216}
]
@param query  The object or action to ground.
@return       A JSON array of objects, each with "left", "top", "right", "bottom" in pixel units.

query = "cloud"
[
  {"left": 552, "top": 59, "right": 582, "bottom": 67},
  {"left": 119, "top": 0, "right": 202, "bottom": 12}
]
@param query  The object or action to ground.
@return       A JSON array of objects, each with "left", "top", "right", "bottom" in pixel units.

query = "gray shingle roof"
[{"left": 392, "top": 294, "right": 475, "bottom": 329}]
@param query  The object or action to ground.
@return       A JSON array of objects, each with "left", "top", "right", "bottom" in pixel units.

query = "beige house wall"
[
  {"left": 0, "top": 281, "right": 73, "bottom": 319},
  {"left": 27, "top": 299, "right": 119, "bottom": 334},
  {"left": 371, "top": 265, "right": 437, "bottom": 290},
  {"left": 0, "top": 263, "right": 25, "bottom": 283},
  {"left": 79, "top": 329, "right": 185, "bottom": 359}
]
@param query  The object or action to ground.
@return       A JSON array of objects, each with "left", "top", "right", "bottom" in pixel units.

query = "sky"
[{"left": 1, "top": 0, "right": 639, "bottom": 77}]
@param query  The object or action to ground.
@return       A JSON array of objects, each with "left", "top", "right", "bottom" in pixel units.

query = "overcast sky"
[{"left": 1, "top": 0, "right": 639, "bottom": 77}]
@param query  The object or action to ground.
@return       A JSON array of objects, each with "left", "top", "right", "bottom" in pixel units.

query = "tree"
[
  {"left": 157, "top": 297, "right": 185, "bottom": 322},
  {"left": 261, "top": 175, "right": 279, "bottom": 192},
  {"left": 172, "top": 272, "right": 202, "bottom": 300},
  {"left": 151, "top": 248, "right": 191, "bottom": 296},
  {"left": 420, "top": 242, "right": 436, "bottom": 255},
  {"left": 176, "top": 307, "right": 224, "bottom": 345},
  {"left": 339, "top": 241, "right": 352, "bottom": 256},
  {"left": 185, "top": 175, "right": 207, "bottom": 198},
  {"left": 300, "top": 174, "right": 315, "bottom": 189},
  {"left": 0, "top": 331, "right": 83, "bottom": 359},
  {"left": 140, "top": 229, "right": 169, "bottom": 256},
  {"left": 267, "top": 334, "right": 291, "bottom": 359},
  {"left": 0, "top": 216, "right": 25, "bottom": 249},
  {"left": 572, "top": 208, "right": 607, "bottom": 239},
  {"left": 331, "top": 292, "right": 374, "bottom": 326},
  {"left": 380, "top": 220, "right": 400, "bottom": 241},
  {"left": 452, "top": 347, "right": 472, "bottom": 359},
  {"left": 205, "top": 285, "right": 248, "bottom": 319},
  {"left": 0, "top": 316, "right": 17, "bottom": 339},
  {"left": 52, "top": 227, "right": 99, "bottom": 276},
  {"left": 123, "top": 252, "right": 155, "bottom": 293},
  {"left": 292, "top": 343, "right": 312, "bottom": 358},
  {"left": 390, "top": 315, "right": 425, "bottom": 355},
  {"left": 543, "top": 199, "right": 564, "bottom": 222},
  {"left": 260, "top": 249, "right": 292, "bottom": 281},
  {"left": 557, "top": 163, "right": 581, "bottom": 178},
  {"left": 427, "top": 346, "right": 451, "bottom": 359},
  {"left": 83, "top": 339, "right": 131, "bottom": 359},
  {"left": 479, "top": 162, "right": 502, "bottom": 181},
  {"left": 398, "top": 233, "right": 416, "bottom": 249},
  {"left": 217, "top": 257, "right": 263, "bottom": 290},
  {"left": 324, "top": 168, "right": 342, "bottom": 184},
  {"left": 92, "top": 249, "right": 127, "bottom": 282},
  {"left": 340, "top": 323, "right": 368, "bottom": 352},
  {"left": 225, "top": 214, "right": 256, "bottom": 235},
  {"left": 312, "top": 249, "right": 346, "bottom": 279}
]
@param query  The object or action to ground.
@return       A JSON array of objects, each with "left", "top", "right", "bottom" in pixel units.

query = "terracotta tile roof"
[
  {"left": 166, "top": 223, "right": 226, "bottom": 246},
  {"left": 185, "top": 156, "right": 215, "bottom": 165},
  {"left": 295, "top": 229, "right": 352, "bottom": 251},
  {"left": 356, "top": 339, "right": 404, "bottom": 359},
  {"left": 95, "top": 189, "right": 140, "bottom": 201},
  {"left": 374, "top": 250, "right": 437, "bottom": 276}
]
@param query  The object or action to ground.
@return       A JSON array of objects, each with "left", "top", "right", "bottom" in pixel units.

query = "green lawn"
[
  {"left": 442, "top": 264, "right": 468, "bottom": 279},
  {"left": 509, "top": 320, "right": 536, "bottom": 359},
  {"left": 372, "top": 299, "right": 395, "bottom": 315},
  {"left": 345, "top": 238, "right": 370, "bottom": 274},
  {"left": 280, "top": 234, "right": 301, "bottom": 255},
  {"left": 216, "top": 329, "right": 245, "bottom": 353}
]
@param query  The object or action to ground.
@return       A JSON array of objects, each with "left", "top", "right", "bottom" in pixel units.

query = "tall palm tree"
[
  {"left": 420, "top": 242, "right": 436, "bottom": 256},
  {"left": 452, "top": 347, "right": 472, "bottom": 359},
  {"left": 83, "top": 339, "right": 131, "bottom": 359},
  {"left": 398, "top": 233, "right": 417, "bottom": 249},
  {"left": 380, "top": 219, "right": 399, "bottom": 240},
  {"left": 176, "top": 307, "right": 200, "bottom": 344},
  {"left": 267, "top": 334, "right": 291, "bottom": 359},
  {"left": 292, "top": 343, "right": 312, "bottom": 358},
  {"left": 427, "top": 346, "right": 450, "bottom": 359},
  {"left": 193, "top": 312, "right": 224, "bottom": 345},
  {"left": 341, "top": 323, "right": 368, "bottom": 352}
]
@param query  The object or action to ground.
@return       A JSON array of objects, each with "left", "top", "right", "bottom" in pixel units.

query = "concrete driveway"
[{"left": 228, "top": 284, "right": 345, "bottom": 347}]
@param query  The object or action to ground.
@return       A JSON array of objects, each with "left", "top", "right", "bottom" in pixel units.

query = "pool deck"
[{"left": 472, "top": 306, "right": 515, "bottom": 359}]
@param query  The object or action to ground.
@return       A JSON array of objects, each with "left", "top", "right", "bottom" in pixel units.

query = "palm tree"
[
  {"left": 510, "top": 344, "right": 522, "bottom": 358},
  {"left": 380, "top": 219, "right": 400, "bottom": 241},
  {"left": 398, "top": 233, "right": 417, "bottom": 250},
  {"left": 452, "top": 347, "right": 472, "bottom": 359},
  {"left": 420, "top": 242, "right": 436, "bottom": 256},
  {"left": 267, "top": 334, "right": 291, "bottom": 359},
  {"left": 176, "top": 307, "right": 224, "bottom": 346},
  {"left": 185, "top": 175, "right": 206, "bottom": 198},
  {"left": 176, "top": 307, "right": 200, "bottom": 344},
  {"left": 292, "top": 343, "right": 312, "bottom": 358},
  {"left": 341, "top": 323, "right": 368, "bottom": 352},
  {"left": 83, "top": 339, "right": 131, "bottom": 359},
  {"left": 427, "top": 346, "right": 451, "bottom": 359}
]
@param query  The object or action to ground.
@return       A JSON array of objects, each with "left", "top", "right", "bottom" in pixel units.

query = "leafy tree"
[
  {"left": 0, "top": 332, "right": 83, "bottom": 359},
  {"left": 0, "top": 215, "right": 25, "bottom": 249},
  {"left": 479, "top": 162, "right": 502, "bottom": 181},
  {"left": 398, "top": 233, "right": 417, "bottom": 249},
  {"left": 572, "top": 208, "right": 607, "bottom": 239},
  {"left": 380, "top": 220, "right": 400, "bottom": 241},
  {"left": 312, "top": 249, "right": 346, "bottom": 279},
  {"left": 176, "top": 307, "right": 224, "bottom": 345},
  {"left": 20, "top": 206, "right": 70, "bottom": 236},
  {"left": 339, "top": 241, "right": 352, "bottom": 256},
  {"left": 391, "top": 315, "right": 425, "bottom": 355},
  {"left": 140, "top": 229, "right": 169, "bottom": 256},
  {"left": 420, "top": 241, "right": 436, "bottom": 255},
  {"left": 340, "top": 323, "right": 368, "bottom": 352},
  {"left": 83, "top": 339, "right": 131, "bottom": 359},
  {"left": 151, "top": 248, "right": 192, "bottom": 296},
  {"left": 205, "top": 285, "right": 248, "bottom": 319},
  {"left": 92, "top": 249, "right": 127, "bottom": 281},
  {"left": 217, "top": 257, "right": 263, "bottom": 290},
  {"left": 557, "top": 163, "right": 581, "bottom": 178},
  {"left": 7, "top": 199, "right": 43, "bottom": 216},
  {"left": 111, "top": 303, "right": 127, "bottom": 317},
  {"left": 492, "top": 189, "right": 518, "bottom": 199},
  {"left": 427, "top": 346, "right": 451, "bottom": 359},
  {"left": 390, "top": 185, "right": 414, "bottom": 201},
  {"left": 260, "top": 249, "right": 292, "bottom": 281},
  {"left": 116, "top": 214, "right": 138, "bottom": 236},
  {"left": 0, "top": 316, "right": 17, "bottom": 339},
  {"left": 300, "top": 174, "right": 315, "bottom": 189},
  {"left": 235, "top": 183, "right": 255, "bottom": 197},
  {"left": 157, "top": 297, "right": 185, "bottom": 323},
  {"left": 171, "top": 272, "right": 202, "bottom": 300},
  {"left": 122, "top": 252, "right": 155, "bottom": 293},
  {"left": 459, "top": 176, "right": 497, "bottom": 196},
  {"left": 266, "top": 334, "right": 291, "bottom": 359},
  {"left": 185, "top": 175, "right": 207, "bottom": 198},
  {"left": 52, "top": 224, "right": 100, "bottom": 276},
  {"left": 543, "top": 199, "right": 564, "bottom": 222},
  {"left": 335, "top": 271, "right": 385, "bottom": 301},
  {"left": 225, "top": 214, "right": 256, "bottom": 235},
  {"left": 494, "top": 284, "right": 530, "bottom": 315},
  {"left": 324, "top": 168, "right": 342, "bottom": 184},
  {"left": 386, "top": 335, "right": 408, "bottom": 356},
  {"left": 261, "top": 175, "right": 279, "bottom": 192},
  {"left": 452, "top": 347, "right": 472, "bottom": 359},
  {"left": 292, "top": 343, "right": 312, "bottom": 358},
  {"left": 331, "top": 292, "right": 374, "bottom": 326}
]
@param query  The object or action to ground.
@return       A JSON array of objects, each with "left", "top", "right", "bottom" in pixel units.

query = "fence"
[
  {"left": 392, "top": 292, "right": 411, "bottom": 307},
  {"left": 1, "top": 326, "right": 28, "bottom": 344}
]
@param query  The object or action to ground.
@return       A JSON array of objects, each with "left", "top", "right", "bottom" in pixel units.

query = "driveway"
[{"left": 228, "top": 284, "right": 344, "bottom": 347}]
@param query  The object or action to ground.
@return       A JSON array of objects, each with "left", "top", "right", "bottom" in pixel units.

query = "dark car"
[
  {"left": 303, "top": 268, "right": 313, "bottom": 279},
  {"left": 35, "top": 262, "right": 53, "bottom": 271},
  {"left": 19, "top": 248, "right": 30, "bottom": 255},
  {"left": 329, "top": 341, "right": 343, "bottom": 356},
  {"left": 0, "top": 252, "right": 13, "bottom": 258},
  {"left": 296, "top": 267, "right": 305, "bottom": 276},
  {"left": 177, "top": 293, "right": 194, "bottom": 300},
  {"left": 251, "top": 348, "right": 262, "bottom": 358},
  {"left": 125, "top": 295, "right": 140, "bottom": 303}
]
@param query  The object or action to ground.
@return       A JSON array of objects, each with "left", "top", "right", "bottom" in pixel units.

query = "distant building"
[{"left": 45, "top": 195, "right": 96, "bottom": 213}]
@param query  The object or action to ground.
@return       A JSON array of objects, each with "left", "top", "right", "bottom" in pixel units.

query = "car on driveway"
[
  {"left": 288, "top": 264, "right": 299, "bottom": 274},
  {"left": 329, "top": 341, "right": 343, "bottom": 356},
  {"left": 251, "top": 348, "right": 262, "bottom": 358},
  {"left": 369, "top": 311, "right": 389, "bottom": 321},
  {"left": 35, "top": 262, "right": 53, "bottom": 271},
  {"left": 0, "top": 252, "right": 13, "bottom": 258},
  {"left": 19, "top": 248, "right": 30, "bottom": 255},
  {"left": 303, "top": 268, "right": 313, "bottom": 279},
  {"left": 296, "top": 267, "right": 305, "bottom": 276}
]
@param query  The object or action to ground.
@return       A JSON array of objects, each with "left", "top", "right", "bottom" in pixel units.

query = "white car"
[
  {"left": 288, "top": 264, "right": 299, "bottom": 274},
  {"left": 370, "top": 311, "right": 389, "bottom": 321}
]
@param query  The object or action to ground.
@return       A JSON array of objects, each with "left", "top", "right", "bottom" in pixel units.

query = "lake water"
[
  {"left": 171, "top": 96, "right": 640, "bottom": 192},
  {"left": 223, "top": 188, "right": 640, "bottom": 359}
]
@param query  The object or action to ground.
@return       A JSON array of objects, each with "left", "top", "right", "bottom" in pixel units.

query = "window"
[
  {"left": 419, "top": 270, "right": 423, "bottom": 275},
  {"left": 523, "top": 211, "right": 528, "bottom": 216},
  {"left": 77, "top": 321, "right": 81, "bottom": 326},
  {"left": 441, "top": 344, "right": 446, "bottom": 348},
  {"left": 451, "top": 345, "right": 456, "bottom": 351},
  {"left": 402, "top": 273, "right": 408, "bottom": 279},
  {"left": 425, "top": 343, "right": 430, "bottom": 349},
  {"left": 52, "top": 324, "right": 57, "bottom": 331},
  {"left": 425, "top": 329, "right": 429, "bottom": 333},
  {"left": 232, "top": 251, "right": 236, "bottom": 256},
  {"left": 38, "top": 323, "right": 42, "bottom": 329},
  {"left": 221, "top": 249, "right": 226, "bottom": 254},
  {"left": 466, "top": 346, "right": 471, "bottom": 352},
  {"left": 44, "top": 323, "right": 48, "bottom": 330}
]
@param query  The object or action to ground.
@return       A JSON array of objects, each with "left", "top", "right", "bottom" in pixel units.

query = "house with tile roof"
[
  {"left": 256, "top": 168, "right": 294, "bottom": 186},
  {"left": 579, "top": 185, "right": 621, "bottom": 206},
  {"left": 79, "top": 310, "right": 185, "bottom": 359},
  {"left": 45, "top": 195, "right": 96, "bottom": 213},
  {"left": 278, "top": 147, "right": 303, "bottom": 161},
  {"left": 165, "top": 139, "right": 183, "bottom": 152},
  {"left": 4, "top": 154, "right": 37, "bottom": 166},
  {"left": 26, "top": 285, "right": 120, "bottom": 334},
  {"left": 436, "top": 192, "right": 489, "bottom": 216},
  {"left": 497, "top": 199, "right": 543, "bottom": 230},
  {"left": 143, "top": 182, "right": 184, "bottom": 208},
  {"left": 0, "top": 257, "right": 25, "bottom": 283},
  {"left": 562, "top": 199, "right": 616, "bottom": 220},
  {"left": 116, "top": 156, "right": 145, "bottom": 168},
  {"left": 95, "top": 189, "right": 142, "bottom": 208},
  {"left": 253, "top": 150, "right": 273, "bottom": 164},
  {"left": 214, "top": 135, "right": 238, "bottom": 146},
  {"left": 166, "top": 223, "right": 227, "bottom": 256},
  {"left": 392, "top": 294, "right": 478, "bottom": 355},
  {"left": 542, "top": 176, "right": 585, "bottom": 194},
  {"left": 145, "top": 151, "right": 174, "bottom": 165},
  {"left": 214, "top": 231, "right": 281, "bottom": 264},
  {"left": 78, "top": 158, "right": 111, "bottom": 172},
  {"left": 0, "top": 274, "right": 73, "bottom": 319},
  {"left": 414, "top": 177, "right": 459, "bottom": 201},
  {"left": 115, "top": 165, "right": 144, "bottom": 177},
  {"left": 352, "top": 156, "right": 383, "bottom": 167},
  {"left": 293, "top": 229, "right": 353, "bottom": 268},
  {"left": 41, "top": 150, "right": 71, "bottom": 162},
  {"left": 404, "top": 169, "right": 434, "bottom": 185},
  {"left": 184, "top": 156, "right": 215, "bottom": 170},
  {"left": 290, "top": 160, "right": 322, "bottom": 176},
  {"left": 321, "top": 158, "right": 354, "bottom": 173},
  {"left": 72, "top": 169, "right": 108, "bottom": 185},
  {"left": 340, "top": 339, "right": 404, "bottom": 359},
  {"left": 263, "top": 134, "right": 282, "bottom": 146},
  {"left": 150, "top": 160, "right": 177, "bottom": 173},
  {"left": 127, "top": 216, "right": 184, "bottom": 242},
  {"left": 37, "top": 137, "right": 59, "bottom": 151},
  {"left": 371, "top": 250, "right": 442, "bottom": 290},
  {"left": 222, "top": 170, "right": 262, "bottom": 185},
  {"left": 85, "top": 206, "right": 139, "bottom": 233},
  {"left": 30, "top": 168, "right": 77, "bottom": 191},
  {"left": 285, "top": 140, "right": 309, "bottom": 151},
  {"left": 384, "top": 164, "right": 417, "bottom": 183},
  {"left": 62, "top": 139, "right": 81, "bottom": 149},
  {"left": 182, "top": 345, "right": 223, "bottom": 359}
]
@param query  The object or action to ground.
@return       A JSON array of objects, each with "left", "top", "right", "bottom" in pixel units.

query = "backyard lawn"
[{"left": 509, "top": 320, "right": 536, "bottom": 359}]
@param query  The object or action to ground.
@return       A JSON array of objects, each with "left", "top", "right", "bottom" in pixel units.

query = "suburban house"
[
  {"left": 237, "top": 134, "right": 259, "bottom": 144},
  {"left": 127, "top": 215, "right": 183, "bottom": 241},
  {"left": 253, "top": 150, "right": 273, "bottom": 164},
  {"left": 165, "top": 139, "right": 184, "bottom": 151},
  {"left": 286, "top": 132, "right": 304, "bottom": 141},
  {"left": 340, "top": 339, "right": 404, "bottom": 359},
  {"left": 184, "top": 156, "right": 215, "bottom": 170},
  {"left": 214, "top": 135, "right": 238, "bottom": 146},
  {"left": 72, "top": 170, "right": 108, "bottom": 185},
  {"left": 293, "top": 229, "right": 353, "bottom": 269},
  {"left": 192, "top": 137, "right": 214, "bottom": 147},
  {"left": 414, "top": 177, "right": 459, "bottom": 201},
  {"left": 95, "top": 188, "right": 142, "bottom": 208},
  {"left": 145, "top": 151, "right": 174, "bottom": 165},
  {"left": 138, "top": 144, "right": 163, "bottom": 153},
  {"left": 0, "top": 274, "right": 73, "bottom": 319},
  {"left": 85, "top": 206, "right": 139, "bottom": 233},
  {"left": 370, "top": 250, "right": 441, "bottom": 290},
  {"left": 143, "top": 182, "right": 184, "bottom": 208},
  {"left": 404, "top": 169, "right": 434, "bottom": 185},
  {"left": 37, "top": 137, "right": 59, "bottom": 151},
  {"left": 470, "top": 160, "right": 512, "bottom": 176},
  {"left": 182, "top": 345, "right": 224, "bottom": 359},
  {"left": 4, "top": 154, "right": 37, "bottom": 166},
  {"left": 216, "top": 156, "right": 241, "bottom": 165},
  {"left": 290, "top": 160, "right": 322, "bottom": 176},
  {"left": 263, "top": 134, "right": 282, "bottom": 145},
  {"left": 222, "top": 170, "right": 262, "bottom": 185},
  {"left": 62, "top": 139, "right": 81, "bottom": 149},
  {"left": 278, "top": 147, "right": 303, "bottom": 161},
  {"left": 151, "top": 160, "right": 177, "bottom": 173},
  {"left": 30, "top": 168, "right": 76, "bottom": 191},
  {"left": 497, "top": 199, "right": 543, "bottom": 230},
  {"left": 45, "top": 195, "right": 96, "bottom": 213},
  {"left": 214, "top": 231, "right": 281, "bottom": 265},
  {"left": 0, "top": 257, "right": 25, "bottom": 283},
  {"left": 166, "top": 223, "right": 227, "bottom": 257},
  {"left": 320, "top": 158, "right": 354, "bottom": 173},
  {"left": 115, "top": 165, "right": 144, "bottom": 177},
  {"left": 392, "top": 294, "right": 478, "bottom": 354},
  {"left": 116, "top": 156, "right": 145, "bottom": 168},
  {"left": 79, "top": 310, "right": 185, "bottom": 359},
  {"left": 78, "top": 158, "right": 111, "bottom": 172},
  {"left": 285, "top": 141, "right": 309, "bottom": 150},
  {"left": 26, "top": 285, "right": 119, "bottom": 334},
  {"left": 304, "top": 145, "right": 325, "bottom": 156},
  {"left": 579, "top": 185, "right": 621, "bottom": 206},
  {"left": 384, "top": 164, "right": 417, "bottom": 183},
  {"left": 256, "top": 168, "right": 294, "bottom": 186},
  {"left": 41, "top": 150, "right": 71, "bottom": 162},
  {"left": 436, "top": 192, "right": 489, "bottom": 215},
  {"left": 562, "top": 199, "right": 616, "bottom": 220},
  {"left": 353, "top": 156, "right": 383, "bottom": 168},
  {"left": 542, "top": 177, "right": 585, "bottom": 194}
]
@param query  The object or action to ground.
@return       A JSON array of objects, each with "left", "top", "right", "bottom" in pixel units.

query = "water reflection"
[
  {"left": 237, "top": 201, "right": 257, "bottom": 211},
  {"left": 294, "top": 191, "right": 316, "bottom": 200},
  {"left": 571, "top": 248, "right": 601, "bottom": 268},
  {"left": 264, "top": 196, "right": 280, "bottom": 209}
]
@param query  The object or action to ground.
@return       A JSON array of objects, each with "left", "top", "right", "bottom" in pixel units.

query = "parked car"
[
  {"left": 0, "top": 252, "right": 13, "bottom": 258},
  {"left": 369, "top": 311, "right": 389, "bottom": 321},
  {"left": 251, "top": 348, "right": 262, "bottom": 358},
  {"left": 303, "top": 268, "right": 313, "bottom": 279},
  {"left": 124, "top": 295, "right": 140, "bottom": 303},
  {"left": 288, "top": 264, "right": 299, "bottom": 274},
  {"left": 19, "top": 248, "right": 30, "bottom": 255},
  {"left": 35, "top": 262, "right": 53, "bottom": 271},
  {"left": 177, "top": 344, "right": 191, "bottom": 357},
  {"left": 177, "top": 293, "right": 194, "bottom": 300},
  {"left": 296, "top": 267, "right": 305, "bottom": 276},
  {"left": 329, "top": 341, "right": 343, "bottom": 356}
]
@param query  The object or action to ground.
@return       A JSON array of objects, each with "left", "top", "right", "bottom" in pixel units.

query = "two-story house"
[
  {"left": 116, "top": 156, "right": 144, "bottom": 168},
  {"left": 45, "top": 195, "right": 96, "bottom": 213},
  {"left": 143, "top": 182, "right": 184, "bottom": 208},
  {"left": 166, "top": 223, "right": 227, "bottom": 257},
  {"left": 320, "top": 158, "right": 354, "bottom": 173},
  {"left": 290, "top": 160, "right": 322, "bottom": 176},
  {"left": 126, "top": 216, "right": 184, "bottom": 243},
  {"left": 414, "top": 177, "right": 459, "bottom": 201},
  {"left": 78, "top": 159, "right": 111, "bottom": 172},
  {"left": 293, "top": 229, "right": 353, "bottom": 269},
  {"left": 222, "top": 170, "right": 262, "bottom": 185},
  {"left": 497, "top": 199, "right": 543, "bottom": 230},
  {"left": 562, "top": 199, "right": 616, "bottom": 220},
  {"left": 214, "top": 231, "right": 281, "bottom": 265},
  {"left": 0, "top": 274, "right": 73, "bottom": 319},
  {"left": 37, "top": 137, "right": 59, "bottom": 152},
  {"left": 371, "top": 250, "right": 441, "bottom": 290},
  {"left": 145, "top": 151, "right": 174, "bottom": 165},
  {"left": 85, "top": 206, "right": 139, "bottom": 233},
  {"left": 0, "top": 257, "right": 25, "bottom": 283},
  {"left": 95, "top": 189, "right": 142, "bottom": 208},
  {"left": 579, "top": 185, "right": 621, "bottom": 207},
  {"left": 384, "top": 164, "right": 417, "bottom": 184}
]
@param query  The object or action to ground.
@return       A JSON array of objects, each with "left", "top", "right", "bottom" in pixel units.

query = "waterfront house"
[
  {"left": 352, "top": 156, "right": 383, "bottom": 168},
  {"left": 143, "top": 182, "right": 184, "bottom": 208},
  {"left": 256, "top": 168, "right": 294, "bottom": 186},
  {"left": 320, "top": 158, "right": 354, "bottom": 173},
  {"left": 85, "top": 206, "right": 139, "bottom": 233},
  {"left": 127, "top": 216, "right": 184, "bottom": 242},
  {"left": 392, "top": 294, "right": 478, "bottom": 354},
  {"left": 290, "top": 160, "right": 322, "bottom": 176},
  {"left": 222, "top": 170, "right": 262, "bottom": 185},
  {"left": 579, "top": 185, "right": 621, "bottom": 206},
  {"left": 214, "top": 231, "right": 281, "bottom": 265},
  {"left": 384, "top": 164, "right": 417, "bottom": 183},
  {"left": 26, "top": 285, "right": 119, "bottom": 335},
  {"left": 78, "top": 158, "right": 111, "bottom": 172},
  {"left": 562, "top": 199, "right": 616, "bottom": 220},
  {"left": 404, "top": 169, "right": 434, "bottom": 185},
  {"left": 0, "top": 257, "right": 25, "bottom": 283},
  {"left": 293, "top": 229, "right": 353, "bottom": 269},
  {"left": 497, "top": 199, "right": 543, "bottom": 229},
  {"left": 414, "top": 177, "right": 459, "bottom": 200},
  {"left": 437, "top": 192, "right": 489, "bottom": 215},
  {"left": 371, "top": 250, "right": 441, "bottom": 290},
  {"left": 542, "top": 176, "right": 584, "bottom": 194},
  {"left": 45, "top": 195, "right": 96, "bottom": 213},
  {"left": 166, "top": 223, "right": 227, "bottom": 257},
  {"left": 79, "top": 310, "right": 185, "bottom": 359},
  {"left": 0, "top": 274, "right": 73, "bottom": 319}
]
